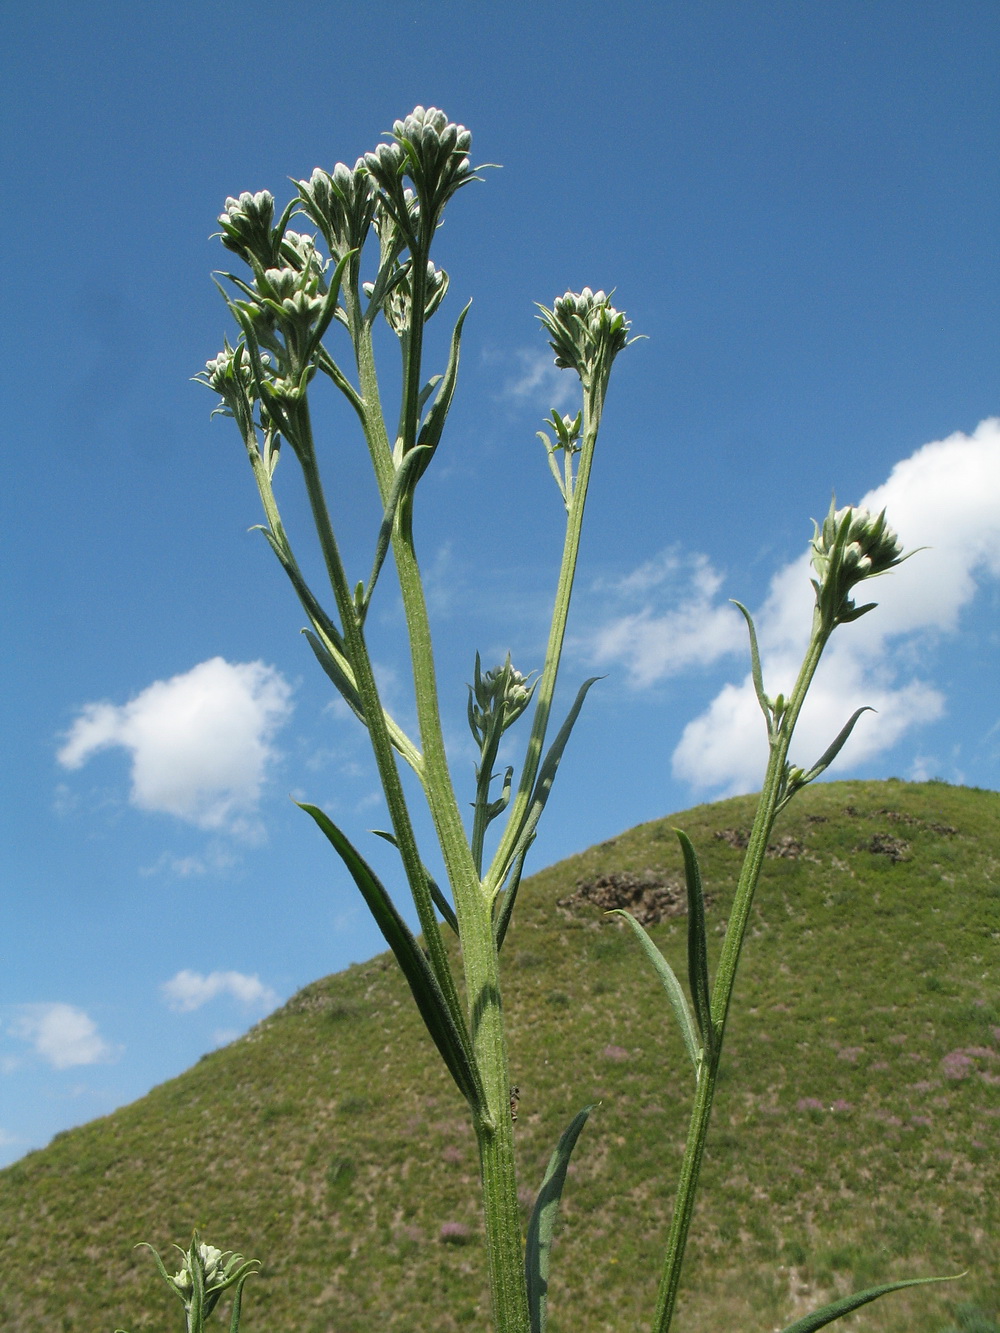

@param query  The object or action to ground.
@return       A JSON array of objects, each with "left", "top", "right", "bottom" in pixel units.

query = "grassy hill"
[{"left": 1, "top": 779, "right": 997, "bottom": 1333}]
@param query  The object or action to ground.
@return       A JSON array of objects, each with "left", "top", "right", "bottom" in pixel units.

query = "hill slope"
[{"left": 1, "top": 780, "right": 997, "bottom": 1333}]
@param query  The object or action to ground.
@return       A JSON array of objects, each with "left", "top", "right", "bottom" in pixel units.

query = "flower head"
[
  {"left": 811, "top": 500, "right": 907, "bottom": 626},
  {"left": 296, "top": 159, "right": 376, "bottom": 260},
  {"left": 537, "top": 288, "right": 635, "bottom": 392},
  {"left": 468, "top": 654, "right": 536, "bottom": 759},
  {"left": 217, "top": 190, "right": 279, "bottom": 267}
]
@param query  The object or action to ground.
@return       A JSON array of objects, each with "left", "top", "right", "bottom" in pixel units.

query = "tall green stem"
[
  {"left": 355, "top": 252, "right": 530, "bottom": 1332},
  {"left": 485, "top": 382, "right": 607, "bottom": 897},
  {"left": 651, "top": 618, "right": 831, "bottom": 1333}
]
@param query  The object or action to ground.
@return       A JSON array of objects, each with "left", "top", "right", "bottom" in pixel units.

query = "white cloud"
[
  {"left": 590, "top": 418, "right": 1000, "bottom": 794},
  {"left": 497, "top": 348, "right": 577, "bottom": 413},
  {"left": 58, "top": 658, "right": 293, "bottom": 833},
  {"left": 161, "top": 969, "right": 279, "bottom": 1014},
  {"left": 9, "top": 1003, "right": 116, "bottom": 1069},
  {"left": 589, "top": 551, "right": 745, "bottom": 687}
]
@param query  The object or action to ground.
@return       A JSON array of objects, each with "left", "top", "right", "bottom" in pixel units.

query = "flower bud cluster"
[
  {"left": 468, "top": 654, "right": 535, "bottom": 760},
  {"left": 379, "top": 259, "right": 450, "bottom": 335},
  {"left": 217, "top": 190, "right": 281, "bottom": 268},
  {"left": 296, "top": 159, "right": 376, "bottom": 261},
  {"left": 258, "top": 263, "right": 325, "bottom": 328},
  {"left": 196, "top": 339, "right": 266, "bottom": 429},
  {"left": 810, "top": 501, "right": 905, "bottom": 626},
  {"left": 537, "top": 288, "right": 633, "bottom": 390},
  {"left": 365, "top": 106, "right": 476, "bottom": 241},
  {"left": 171, "top": 1242, "right": 225, "bottom": 1296}
]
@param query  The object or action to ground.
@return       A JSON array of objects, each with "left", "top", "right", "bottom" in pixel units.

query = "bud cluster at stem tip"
[
  {"left": 468, "top": 653, "right": 536, "bottom": 758},
  {"left": 537, "top": 288, "right": 635, "bottom": 393},
  {"left": 810, "top": 499, "right": 907, "bottom": 627}
]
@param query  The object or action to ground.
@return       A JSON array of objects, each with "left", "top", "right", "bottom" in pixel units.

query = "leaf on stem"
[
  {"left": 371, "top": 828, "right": 459, "bottom": 934},
  {"left": 361, "top": 444, "right": 433, "bottom": 619},
  {"left": 732, "top": 601, "right": 771, "bottom": 732},
  {"left": 413, "top": 302, "right": 471, "bottom": 478},
  {"left": 777, "top": 706, "right": 874, "bottom": 814},
  {"left": 498, "top": 677, "right": 602, "bottom": 896},
  {"left": 525, "top": 1105, "right": 595, "bottom": 1333},
  {"left": 674, "top": 829, "right": 714, "bottom": 1056},
  {"left": 609, "top": 910, "right": 701, "bottom": 1075},
  {"left": 303, "top": 629, "right": 366, "bottom": 724},
  {"left": 299, "top": 803, "right": 484, "bottom": 1114},
  {"left": 493, "top": 834, "right": 535, "bottom": 951},
  {"left": 776, "top": 1272, "right": 964, "bottom": 1333}
]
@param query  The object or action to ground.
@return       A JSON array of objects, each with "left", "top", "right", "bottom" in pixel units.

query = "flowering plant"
[{"left": 127, "top": 108, "right": 957, "bottom": 1332}]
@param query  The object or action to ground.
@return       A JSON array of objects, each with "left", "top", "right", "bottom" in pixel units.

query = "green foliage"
[{"left": 1, "top": 780, "right": 997, "bottom": 1332}]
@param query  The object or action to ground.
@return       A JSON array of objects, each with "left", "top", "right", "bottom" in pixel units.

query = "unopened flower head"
[
  {"left": 171, "top": 1241, "right": 225, "bottom": 1296},
  {"left": 280, "top": 230, "right": 327, "bottom": 282},
  {"left": 811, "top": 500, "right": 906, "bottom": 626},
  {"left": 382, "top": 259, "right": 450, "bottom": 335},
  {"left": 196, "top": 340, "right": 267, "bottom": 426},
  {"left": 217, "top": 190, "right": 277, "bottom": 265},
  {"left": 257, "top": 265, "right": 325, "bottom": 332},
  {"left": 296, "top": 159, "right": 375, "bottom": 258},
  {"left": 537, "top": 288, "right": 634, "bottom": 390},
  {"left": 468, "top": 653, "right": 536, "bottom": 754},
  {"left": 366, "top": 107, "right": 477, "bottom": 236}
]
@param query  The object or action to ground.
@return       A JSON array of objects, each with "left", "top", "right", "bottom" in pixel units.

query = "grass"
[{"left": 0, "top": 779, "right": 997, "bottom": 1332}]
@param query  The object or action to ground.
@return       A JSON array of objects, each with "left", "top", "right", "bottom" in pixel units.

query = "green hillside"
[{"left": 1, "top": 780, "right": 997, "bottom": 1333}]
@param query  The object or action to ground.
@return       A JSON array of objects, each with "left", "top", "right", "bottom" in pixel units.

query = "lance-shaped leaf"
[
  {"left": 360, "top": 444, "right": 433, "bottom": 618},
  {"left": 493, "top": 834, "right": 535, "bottom": 951},
  {"left": 227, "top": 1265, "right": 257, "bottom": 1333},
  {"left": 777, "top": 1272, "right": 963, "bottom": 1333},
  {"left": 777, "top": 706, "right": 874, "bottom": 814},
  {"left": 304, "top": 628, "right": 366, "bottom": 724},
  {"left": 497, "top": 677, "right": 602, "bottom": 896},
  {"left": 674, "top": 829, "right": 713, "bottom": 1055},
  {"left": 301, "top": 249, "right": 355, "bottom": 365},
  {"left": 732, "top": 601, "right": 771, "bottom": 733},
  {"left": 299, "top": 803, "right": 484, "bottom": 1115},
  {"left": 525, "top": 1105, "right": 594, "bottom": 1333},
  {"left": 609, "top": 910, "right": 701, "bottom": 1075},
  {"left": 371, "top": 828, "right": 459, "bottom": 935},
  {"left": 411, "top": 302, "right": 471, "bottom": 480}
]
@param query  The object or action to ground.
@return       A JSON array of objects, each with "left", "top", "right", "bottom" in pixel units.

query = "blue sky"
[{"left": 1, "top": 1, "right": 997, "bottom": 1165}]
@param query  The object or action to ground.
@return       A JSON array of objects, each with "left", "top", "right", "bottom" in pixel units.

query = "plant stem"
[
  {"left": 650, "top": 617, "right": 831, "bottom": 1333},
  {"left": 485, "top": 381, "right": 607, "bottom": 898},
  {"left": 355, "top": 279, "right": 531, "bottom": 1332}
]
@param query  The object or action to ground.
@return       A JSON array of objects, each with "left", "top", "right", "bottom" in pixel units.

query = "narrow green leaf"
[
  {"left": 371, "top": 828, "right": 459, "bottom": 935},
  {"left": 299, "top": 803, "right": 484, "bottom": 1113},
  {"left": 493, "top": 835, "right": 535, "bottom": 951},
  {"left": 413, "top": 302, "right": 471, "bottom": 477},
  {"left": 303, "top": 629, "right": 366, "bottom": 724},
  {"left": 777, "top": 1273, "right": 963, "bottom": 1333},
  {"left": 609, "top": 910, "right": 701, "bottom": 1074},
  {"left": 674, "top": 829, "right": 713, "bottom": 1055},
  {"left": 500, "top": 677, "right": 601, "bottom": 888},
  {"left": 302, "top": 249, "right": 355, "bottom": 364},
  {"left": 362, "top": 445, "right": 433, "bottom": 617},
  {"left": 732, "top": 601, "right": 770, "bottom": 730},
  {"left": 525, "top": 1105, "right": 594, "bottom": 1333},
  {"left": 227, "top": 1267, "right": 259, "bottom": 1333},
  {"left": 782, "top": 705, "right": 874, "bottom": 808}
]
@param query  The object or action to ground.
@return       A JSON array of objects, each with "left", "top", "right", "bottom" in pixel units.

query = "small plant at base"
[{"left": 117, "top": 1234, "right": 259, "bottom": 1333}]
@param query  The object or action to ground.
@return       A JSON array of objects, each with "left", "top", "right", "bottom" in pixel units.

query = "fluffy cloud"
[
  {"left": 497, "top": 347, "right": 578, "bottom": 413},
  {"left": 58, "top": 658, "right": 293, "bottom": 833},
  {"left": 589, "top": 551, "right": 745, "bottom": 687},
  {"left": 161, "top": 970, "right": 279, "bottom": 1014},
  {"left": 591, "top": 418, "right": 1000, "bottom": 793},
  {"left": 9, "top": 1003, "right": 116, "bottom": 1069}
]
